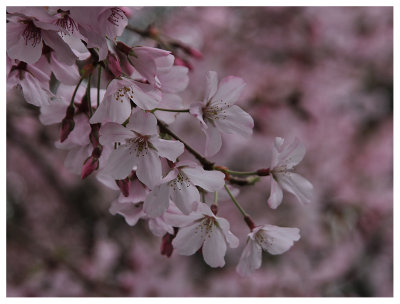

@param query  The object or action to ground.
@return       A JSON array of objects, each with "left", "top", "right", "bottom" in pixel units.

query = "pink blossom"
[
  {"left": 166, "top": 202, "right": 239, "bottom": 268},
  {"left": 144, "top": 160, "right": 225, "bottom": 217},
  {"left": 236, "top": 225, "right": 300, "bottom": 276},
  {"left": 268, "top": 137, "right": 313, "bottom": 209},
  {"left": 190, "top": 71, "right": 254, "bottom": 157},
  {"left": 99, "top": 110, "right": 184, "bottom": 188},
  {"left": 89, "top": 78, "right": 161, "bottom": 124}
]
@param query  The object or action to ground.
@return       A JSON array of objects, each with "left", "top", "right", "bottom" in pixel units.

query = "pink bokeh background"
[{"left": 7, "top": 7, "right": 392, "bottom": 296}]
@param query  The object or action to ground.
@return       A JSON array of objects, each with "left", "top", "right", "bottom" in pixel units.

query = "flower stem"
[
  {"left": 224, "top": 184, "right": 247, "bottom": 217},
  {"left": 151, "top": 108, "right": 190, "bottom": 114},
  {"left": 70, "top": 77, "right": 84, "bottom": 106},
  {"left": 97, "top": 66, "right": 102, "bottom": 107},
  {"left": 86, "top": 75, "right": 92, "bottom": 117},
  {"left": 224, "top": 169, "right": 258, "bottom": 176}
]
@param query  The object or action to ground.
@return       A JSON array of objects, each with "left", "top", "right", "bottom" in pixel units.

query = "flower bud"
[
  {"left": 174, "top": 57, "right": 193, "bottom": 70},
  {"left": 160, "top": 233, "right": 175, "bottom": 257},
  {"left": 81, "top": 155, "right": 99, "bottom": 179},
  {"left": 210, "top": 204, "right": 218, "bottom": 215},
  {"left": 244, "top": 215, "right": 256, "bottom": 231},
  {"left": 116, "top": 177, "right": 131, "bottom": 197},
  {"left": 107, "top": 52, "right": 122, "bottom": 77},
  {"left": 116, "top": 41, "right": 133, "bottom": 56},
  {"left": 59, "top": 105, "right": 75, "bottom": 142}
]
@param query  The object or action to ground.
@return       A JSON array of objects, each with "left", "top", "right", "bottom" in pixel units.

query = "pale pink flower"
[
  {"left": 190, "top": 71, "right": 254, "bottom": 157},
  {"left": 268, "top": 137, "right": 313, "bottom": 209},
  {"left": 7, "top": 9, "right": 77, "bottom": 65},
  {"left": 89, "top": 78, "right": 161, "bottom": 124},
  {"left": 166, "top": 202, "right": 239, "bottom": 268},
  {"left": 99, "top": 110, "right": 184, "bottom": 188},
  {"left": 144, "top": 160, "right": 225, "bottom": 217},
  {"left": 236, "top": 224, "right": 300, "bottom": 276}
]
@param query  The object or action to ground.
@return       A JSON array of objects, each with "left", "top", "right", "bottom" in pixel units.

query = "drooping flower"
[
  {"left": 144, "top": 160, "right": 225, "bottom": 217},
  {"left": 89, "top": 77, "right": 161, "bottom": 124},
  {"left": 267, "top": 137, "right": 313, "bottom": 209},
  {"left": 236, "top": 224, "right": 300, "bottom": 276},
  {"left": 166, "top": 202, "right": 239, "bottom": 268},
  {"left": 99, "top": 110, "right": 184, "bottom": 188},
  {"left": 190, "top": 71, "right": 254, "bottom": 157}
]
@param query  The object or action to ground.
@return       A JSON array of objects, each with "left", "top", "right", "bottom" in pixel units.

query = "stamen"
[
  {"left": 56, "top": 12, "right": 77, "bottom": 35},
  {"left": 108, "top": 7, "right": 125, "bottom": 26},
  {"left": 22, "top": 21, "right": 42, "bottom": 47},
  {"left": 114, "top": 86, "right": 134, "bottom": 103}
]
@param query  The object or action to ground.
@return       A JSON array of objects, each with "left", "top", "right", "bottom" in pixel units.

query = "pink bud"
[
  {"left": 116, "top": 41, "right": 133, "bottom": 56},
  {"left": 174, "top": 57, "right": 193, "bottom": 70},
  {"left": 107, "top": 52, "right": 122, "bottom": 77},
  {"left": 116, "top": 177, "right": 131, "bottom": 197},
  {"left": 187, "top": 47, "right": 203, "bottom": 59},
  {"left": 60, "top": 118, "right": 75, "bottom": 143},
  {"left": 210, "top": 204, "right": 218, "bottom": 215},
  {"left": 81, "top": 156, "right": 99, "bottom": 179},
  {"left": 160, "top": 233, "right": 175, "bottom": 257}
]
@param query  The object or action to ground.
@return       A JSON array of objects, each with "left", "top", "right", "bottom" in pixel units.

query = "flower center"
[
  {"left": 114, "top": 86, "right": 134, "bottom": 103},
  {"left": 56, "top": 12, "right": 77, "bottom": 35},
  {"left": 168, "top": 172, "right": 191, "bottom": 191},
  {"left": 22, "top": 21, "right": 42, "bottom": 47},
  {"left": 108, "top": 8, "right": 125, "bottom": 26},
  {"left": 255, "top": 231, "right": 274, "bottom": 247},
  {"left": 203, "top": 103, "right": 229, "bottom": 121},
  {"left": 126, "top": 135, "right": 149, "bottom": 157},
  {"left": 194, "top": 216, "right": 216, "bottom": 237}
]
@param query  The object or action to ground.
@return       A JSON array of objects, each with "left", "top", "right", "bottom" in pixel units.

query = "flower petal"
[
  {"left": 49, "top": 52, "right": 80, "bottom": 85},
  {"left": 181, "top": 167, "right": 225, "bottom": 192},
  {"left": 101, "top": 145, "right": 137, "bottom": 180},
  {"left": 236, "top": 238, "right": 262, "bottom": 276},
  {"left": 136, "top": 148, "right": 162, "bottom": 189},
  {"left": 150, "top": 138, "right": 184, "bottom": 162},
  {"left": 268, "top": 177, "right": 283, "bottom": 209},
  {"left": 202, "top": 226, "right": 227, "bottom": 268},
  {"left": 109, "top": 200, "right": 144, "bottom": 226},
  {"left": 216, "top": 217, "right": 239, "bottom": 248},
  {"left": 99, "top": 122, "right": 133, "bottom": 145},
  {"left": 127, "top": 110, "right": 158, "bottom": 136},
  {"left": 144, "top": 183, "right": 170, "bottom": 217},
  {"left": 272, "top": 137, "right": 306, "bottom": 169},
  {"left": 276, "top": 172, "right": 313, "bottom": 204},
  {"left": 203, "top": 123, "right": 222, "bottom": 157},
  {"left": 172, "top": 223, "right": 205, "bottom": 256},
  {"left": 214, "top": 105, "right": 254, "bottom": 137},
  {"left": 211, "top": 76, "right": 246, "bottom": 106},
  {"left": 258, "top": 225, "right": 300, "bottom": 255},
  {"left": 169, "top": 181, "right": 199, "bottom": 215},
  {"left": 204, "top": 71, "right": 218, "bottom": 102}
]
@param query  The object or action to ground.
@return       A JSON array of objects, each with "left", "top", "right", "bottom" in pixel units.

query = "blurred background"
[{"left": 7, "top": 7, "right": 393, "bottom": 296}]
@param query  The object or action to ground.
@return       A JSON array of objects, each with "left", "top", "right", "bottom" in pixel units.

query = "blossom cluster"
[{"left": 6, "top": 6, "right": 313, "bottom": 275}]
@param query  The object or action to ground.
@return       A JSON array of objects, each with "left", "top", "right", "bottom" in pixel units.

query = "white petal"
[
  {"left": 99, "top": 123, "right": 133, "bottom": 145},
  {"left": 273, "top": 137, "right": 306, "bottom": 169},
  {"left": 276, "top": 172, "right": 313, "bottom": 204},
  {"left": 148, "top": 218, "right": 174, "bottom": 237},
  {"left": 136, "top": 149, "right": 162, "bottom": 189},
  {"left": 211, "top": 76, "right": 246, "bottom": 106},
  {"left": 150, "top": 138, "right": 184, "bottom": 162},
  {"left": 182, "top": 167, "right": 225, "bottom": 192},
  {"left": 20, "top": 73, "right": 51, "bottom": 107},
  {"left": 169, "top": 181, "right": 199, "bottom": 215},
  {"left": 130, "top": 81, "right": 161, "bottom": 110},
  {"left": 119, "top": 179, "right": 148, "bottom": 204},
  {"left": 203, "top": 123, "right": 222, "bottom": 157},
  {"left": 50, "top": 52, "right": 80, "bottom": 85},
  {"left": 202, "top": 226, "right": 227, "bottom": 268},
  {"left": 164, "top": 207, "right": 203, "bottom": 227},
  {"left": 158, "top": 65, "right": 189, "bottom": 93},
  {"left": 268, "top": 177, "right": 283, "bottom": 209},
  {"left": 144, "top": 183, "right": 170, "bottom": 217},
  {"left": 127, "top": 110, "right": 158, "bottom": 136},
  {"left": 42, "top": 30, "right": 77, "bottom": 65},
  {"left": 172, "top": 223, "right": 205, "bottom": 256},
  {"left": 109, "top": 200, "right": 144, "bottom": 226},
  {"left": 101, "top": 146, "right": 137, "bottom": 180},
  {"left": 204, "top": 71, "right": 218, "bottom": 102},
  {"left": 258, "top": 225, "right": 300, "bottom": 255},
  {"left": 236, "top": 238, "right": 262, "bottom": 276},
  {"left": 190, "top": 102, "right": 207, "bottom": 127},
  {"left": 216, "top": 217, "right": 239, "bottom": 248},
  {"left": 214, "top": 105, "right": 253, "bottom": 137}
]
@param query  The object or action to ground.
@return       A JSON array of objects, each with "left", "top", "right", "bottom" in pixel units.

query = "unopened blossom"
[
  {"left": 99, "top": 110, "right": 184, "bottom": 188},
  {"left": 267, "top": 137, "right": 313, "bottom": 209},
  {"left": 166, "top": 202, "right": 239, "bottom": 268},
  {"left": 236, "top": 224, "right": 300, "bottom": 276},
  {"left": 144, "top": 160, "right": 225, "bottom": 217},
  {"left": 90, "top": 78, "right": 161, "bottom": 124},
  {"left": 190, "top": 71, "right": 254, "bottom": 157}
]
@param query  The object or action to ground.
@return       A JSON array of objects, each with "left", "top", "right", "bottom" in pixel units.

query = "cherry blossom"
[
  {"left": 144, "top": 160, "right": 225, "bottom": 217},
  {"left": 236, "top": 224, "right": 300, "bottom": 276},
  {"left": 190, "top": 71, "right": 254, "bottom": 157},
  {"left": 99, "top": 110, "right": 184, "bottom": 188},
  {"left": 166, "top": 202, "right": 239, "bottom": 268},
  {"left": 268, "top": 137, "right": 313, "bottom": 209}
]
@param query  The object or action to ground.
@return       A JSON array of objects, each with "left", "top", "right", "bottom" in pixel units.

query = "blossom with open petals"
[
  {"left": 99, "top": 110, "right": 184, "bottom": 188},
  {"left": 268, "top": 137, "right": 313, "bottom": 209},
  {"left": 236, "top": 224, "right": 300, "bottom": 275},
  {"left": 166, "top": 202, "right": 239, "bottom": 268},
  {"left": 190, "top": 71, "right": 254, "bottom": 157}
]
